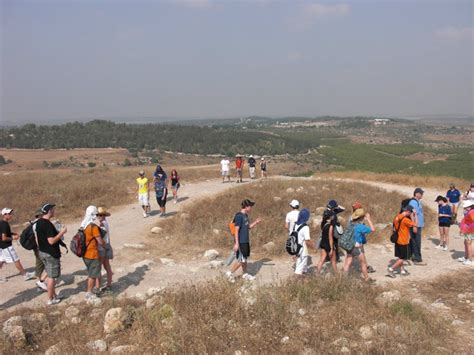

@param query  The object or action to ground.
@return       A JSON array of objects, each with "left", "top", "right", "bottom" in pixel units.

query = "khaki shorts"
[
  {"left": 38, "top": 251, "right": 61, "bottom": 279},
  {"left": 83, "top": 258, "right": 101, "bottom": 278}
]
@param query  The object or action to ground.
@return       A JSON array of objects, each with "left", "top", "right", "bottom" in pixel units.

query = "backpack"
[
  {"left": 286, "top": 224, "right": 306, "bottom": 256},
  {"left": 339, "top": 222, "right": 356, "bottom": 252},
  {"left": 228, "top": 212, "right": 243, "bottom": 237},
  {"left": 390, "top": 216, "right": 405, "bottom": 244},
  {"left": 19, "top": 220, "right": 38, "bottom": 250},
  {"left": 400, "top": 198, "right": 417, "bottom": 213},
  {"left": 334, "top": 223, "right": 344, "bottom": 239},
  {"left": 70, "top": 228, "right": 91, "bottom": 257}
]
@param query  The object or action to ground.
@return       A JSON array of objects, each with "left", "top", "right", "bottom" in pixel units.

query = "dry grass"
[
  {"left": 1, "top": 274, "right": 464, "bottom": 354},
  {"left": 148, "top": 179, "right": 436, "bottom": 257},
  {"left": 316, "top": 171, "right": 470, "bottom": 191}
]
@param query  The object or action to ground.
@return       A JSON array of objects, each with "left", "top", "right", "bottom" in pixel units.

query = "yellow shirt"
[{"left": 136, "top": 177, "right": 149, "bottom": 194}]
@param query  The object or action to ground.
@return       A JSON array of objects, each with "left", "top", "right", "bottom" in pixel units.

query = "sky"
[{"left": 1, "top": 0, "right": 473, "bottom": 123}]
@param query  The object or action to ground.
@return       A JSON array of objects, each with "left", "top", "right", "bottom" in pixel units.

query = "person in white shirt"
[
  {"left": 285, "top": 200, "right": 300, "bottom": 234},
  {"left": 220, "top": 158, "right": 231, "bottom": 183},
  {"left": 293, "top": 208, "right": 314, "bottom": 276}
]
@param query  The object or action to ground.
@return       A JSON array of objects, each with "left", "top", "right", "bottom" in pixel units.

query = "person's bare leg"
[
  {"left": 87, "top": 278, "right": 95, "bottom": 293},
  {"left": 343, "top": 254, "right": 353, "bottom": 273},
  {"left": 103, "top": 259, "right": 113, "bottom": 287},
  {"left": 317, "top": 250, "right": 327, "bottom": 273},
  {"left": 330, "top": 252, "right": 338, "bottom": 274},
  {"left": 467, "top": 240, "right": 473, "bottom": 260},
  {"left": 444, "top": 227, "right": 450, "bottom": 249},
  {"left": 391, "top": 258, "right": 404, "bottom": 272},
  {"left": 230, "top": 261, "right": 242, "bottom": 274},
  {"left": 359, "top": 254, "right": 368, "bottom": 281},
  {"left": 47, "top": 277, "right": 55, "bottom": 300},
  {"left": 14, "top": 260, "right": 26, "bottom": 275}
]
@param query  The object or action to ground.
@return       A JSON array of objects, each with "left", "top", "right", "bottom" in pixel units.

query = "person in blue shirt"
[
  {"left": 342, "top": 208, "right": 375, "bottom": 282},
  {"left": 435, "top": 196, "right": 452, "bottom": 251},
  {"left": 409, "top": 188, "right": 425, "bottom": 264},
  {"left": 446, "top": 183, "right": 461, "bottom": 224}
]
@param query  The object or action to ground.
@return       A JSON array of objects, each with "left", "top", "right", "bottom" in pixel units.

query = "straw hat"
[
  {"left": 351, "top": 208, "right": 366, "bottom": 221},
  {"left": 97, "top": 207, "right": 111, "bottom": 216}
]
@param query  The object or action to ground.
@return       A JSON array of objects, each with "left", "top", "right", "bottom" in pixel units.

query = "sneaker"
[
  {"left": 100, "top": 285, "right": 112, "bottom": 293},
  {"left": 174, "top": 200, "right": 177, "bottom": 204},
  {"left": 242, "top": 273, "right": 256, "bottom": 281},
  {"left": 442, "top": 246, "right": 448, "bottom": 251},
  {"left": 387, "top": 267, "right": 396, "bottom": 278},
  {"left": 143, "top": 212, "right": 148, "bottom": 218},
  {"left": 24, "top": 272, "right": 35, "bottom": 281},
  {"left": 400, "top": 269, "right": 410, "bottom": 276},
  {"left": 462, "top": 260, "right": 474, "bottom": 266},
  {"left": 36, "top": 280, "right": 47, "bottom": 291},
  {"left": 92, "top": 287, "right": 102, "bottom": 296},
  {"left": 47, "top": 297, "right": 61, "bottom": 306},
  {"left": 85, "top": 292, "right": 97, "bottom": 300},
  {"left": 458, "top": 257, "right": 467, "bottom": 262},
  {"left": 367, "top": 265, "right": 376, "bottom": 273},
  {"left": 435, "top": 245, "right": 443, "bottom": 250},
  {"left": 0, "top": 276, "right": 7, "bottom": 283}
]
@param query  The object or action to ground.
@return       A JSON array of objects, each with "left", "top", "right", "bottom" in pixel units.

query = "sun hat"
[
  {"left": 241, "top": 199, "right": 255, "bottom": 208},
  {"left": 289, "top": 199, "right": 300, "bottom": 208},
  {"left": 352, "top": 201, "right": 363, "bottom": 211},
  {"left": 40, "top": 203, "right": 56, "bottom": 214},
  {"left": 462, "top": 200, "right": 474, "bottom": 209},
  {"left": 139, "top": 170, "right": 145, "bottom": 176},
  {"left": 97, "top": 207, "right": 111, "bottom": 216},
  {"left": 1, "top": 208, "right": 13, "bottom": 215},
  {"left": 261, "top": 157, "right": 265, "bottom": 160},
  {"left": 435, "top": 195, "right": 447, "bottom": 203},
  {"left": 351, "top": 208, "right": 366, "bottom": 221},
  {"left": 414, "top": 187, "right": 424, "bottom": 195}
]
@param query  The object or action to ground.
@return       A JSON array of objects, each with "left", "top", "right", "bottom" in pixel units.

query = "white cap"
[
  {"left": 249, "top": 155, "right": 253, "bottom": 158},
  {"left": 289, "top": 200, "right": 300, "bottom": 208},
  {"left": 1, "top": 208, "right": 13, "bottom": 215},
  {"left": 463, "top": 200, "right": 474, "bottom": 209}
]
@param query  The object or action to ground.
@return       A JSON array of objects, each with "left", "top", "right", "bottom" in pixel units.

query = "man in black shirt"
[
  {"left": 248, "top": 155, "right": 257, "bottom": 179},
  {"left": 35, "top": 203, "right": 67, "bottom": 305},
  {"left": 0, "top": 208, "right": 35, "bottom": 283}
]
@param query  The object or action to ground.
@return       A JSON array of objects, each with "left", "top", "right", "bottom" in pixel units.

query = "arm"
[
  {"left": 233, "top": 226, "right": 240, "bottom": 252},
  {"left": 365, "top": 213, "right": 375, "bottom": 232},
  {"left": 250, "top": 218, "right": 262, "bottom": 229},
  {"left": 1, "top": 233, "right": 12, "bottom": 242},
  {"left": 47, "top": 226, "right": 67, "bottom": 245},
  {"left": 328, "top": 225, "right": 334, "bottom": 254},
  {"left": 285, "top": 222, "right": 289, "bottom": 230}
]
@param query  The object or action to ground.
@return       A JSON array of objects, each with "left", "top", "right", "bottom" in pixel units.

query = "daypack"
[
  {"left": 390, "top": 216, "right": 405, "bottom": 244},
  {"left": 400, "top": 198, "right": 417, "bottom": 213},
  {"left": 334, "top": 223, "right": 344, "bottom": 239},
  {"left": 228, "top": 212, "right": 243, "bottom": 237},
  {"left": 339, "top": 222, "right": 356, "bottom": 252},
  {"left": 19, "top": 220, "right": 38, "bottom": 250},
  {"left": 70, "top": 228, "right": 91, "bottom": 257},
  {"left": 286, "top": 223, "right": 306, "bottom": 256}
]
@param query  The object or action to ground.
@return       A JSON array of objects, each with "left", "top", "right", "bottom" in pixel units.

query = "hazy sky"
[{"left": 1, "top": 0, "right": 473, "bottom": 123}]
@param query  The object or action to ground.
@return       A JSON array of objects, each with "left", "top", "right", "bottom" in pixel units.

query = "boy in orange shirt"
[{"left": 388, "top": 205, "right": 417, "bottom": 278}]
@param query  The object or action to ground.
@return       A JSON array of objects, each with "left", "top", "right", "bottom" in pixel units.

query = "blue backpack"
[{"left": 339, "top": 222, "right": 356, "bottom": 252}]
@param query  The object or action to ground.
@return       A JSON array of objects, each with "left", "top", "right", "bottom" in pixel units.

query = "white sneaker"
[
  {"left": 462, "top": 260, "right": 474, "bottom": 266},
  {"left": 143, "top": 212, "right": 148, "bottom": 218},
  {"left": 435, "top": 245, "right": 442, "bottom": 250},
  {"left": 36, "top": 280, "right": 47, "bottom": 291},
  {"left": 174, "top": 200, "right": 177, "bottom": 204},
  {"left": 0, "top": 277, "right": 7, "bottom": 283},
  {"left": 85, "top": 292, "right": 97, "bottom": 300},
  {"left": 242, "top": 273, "right": 256, "bottom": 281},
  {"left": 442, "top": 246, "right": 448, "bottom": 251},
  {"left": 24, "top": 272, "right": 35, "bottom": 281},
  {"left": 47, "top": 297, "right": 61, "bottom": 306},
  {"left": 458, "top": 257, "right": 467, "bottom": 262}
]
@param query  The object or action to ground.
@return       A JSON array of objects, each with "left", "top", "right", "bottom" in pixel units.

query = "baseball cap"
[
  {"left": 34, "top": 208, "right": 44, "bottom": 218},
  {"left": 40, "top": 203, "right": 56, "bottom": 214},
  {"left": 289, "top": 200, "right": 300, "bottom": 208},
  {"left": 261, "top": 157, "right": 264, "bottom": 160},
  {"left": 463, "top": 200, "right": 474, "bottom": 209},
  {"left": 327, "top": 200, "right": 345, "bottom": 213},
  {"left": 249, "top": 155, "right": 253, "bottom": 158},
  {"left": 241, "top": 199, "right": 255, "bottom": 208},
  {"left": 414, "top": 187, "right": 424, "bottom": 195},
  {"left": 1, "top": 208, "right": 13, "bottom": 215}
]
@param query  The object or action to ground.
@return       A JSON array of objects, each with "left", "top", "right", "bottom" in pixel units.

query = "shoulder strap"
[
  {"left": 296, "top": 223, "right": 307, "bottom": 232},
  {"left": 396, "top": 216, "right": 405, "bottom": 232}
]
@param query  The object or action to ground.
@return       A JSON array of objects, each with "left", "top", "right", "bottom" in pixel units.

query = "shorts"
[
  {"left": 395, "top": 243, "right": 411, "bottom": 260},
  {"left": 34, "top": 249, "right": 45, "bottom": 277},
  {"left": 156, "top": 195, "right": 167, "bottom": 207},
  {"left": 221, "top": 170, "right": 229, "bottom": 177},
  {"left": 0, "top": 246, "right": 20, "bottom": 263},
  {"left": 249, "top": 167, "right": 256, "bottom": 176},
  {"left": 294, "top": 254, "right": 308, "bottom": 275},
  {"left": 236, "top": 243, "right": 250, "bottom": 263},
  {"left": 138, "top": 193, "right": 150, "bottom": 206},
  {"left": 347, "top": 245, "right": 364, "bottom": 257},
  {"left": 83, "top": 257, "right": 101, "bottom": 278},
  {"left": 98, "top": 244, "right": 114, "bottom": 259},
  {"left": 464, "top": 233, "right": 474, "bottom": 241},
  {"left": 171, "top": 183, "right": 180, "bottom": 191},
  {"left": 237, "top": 168, "right": 243, "bottom": 177},
  {"left": 439, "top": 221, "right": 451, "bottom": 228},
  {"left": 39, "top": 251, "right": 61, "bottom": 279}
]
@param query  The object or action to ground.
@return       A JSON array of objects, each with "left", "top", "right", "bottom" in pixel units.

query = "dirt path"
[{"left": 0, "top": 176, "right": 469, "bottom": 312}]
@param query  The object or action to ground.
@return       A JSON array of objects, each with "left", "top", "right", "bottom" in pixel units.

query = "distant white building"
[{"left": 372, "top": 119, "right": 390, "bottom": 125}]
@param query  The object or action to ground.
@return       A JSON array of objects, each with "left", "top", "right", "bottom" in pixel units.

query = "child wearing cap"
[
  {"left": 458, "top": 200, "right": 474, "bottom": 265},
  {"left": 0, "top": 208, "right": 35, "bottom": 283},
  {"left": 435, "top": 196, "right": 451, "bottom": 251},
  {"left": 136, "top": 171, "right": 150, "bottom": 218},
  {"left": 260, "top": 157, "right": 267, "bottom": 179},
  {"left": 285, "top": 200, "right": 300, "bottom": 234}
]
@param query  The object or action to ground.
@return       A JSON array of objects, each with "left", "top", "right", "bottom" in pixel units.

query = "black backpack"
[
  {"left": 286, "top": 224, "right": 306, "bottom": 256},
  {"left": 19, "top": 220, "right": 39, "bottom": 250},
  {"left": 390, "top": 216, "right": 405, "bottom": 243},
  {"left": 400, "top": 198, "right": 417, "bottom": 213}
]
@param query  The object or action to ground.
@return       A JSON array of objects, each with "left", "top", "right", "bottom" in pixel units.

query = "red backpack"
[{"left": 69, "top": 228, "right": 90, "bottom": 257}]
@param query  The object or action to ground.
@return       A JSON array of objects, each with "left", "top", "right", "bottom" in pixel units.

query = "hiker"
[
  {"left": 81, "top": 205, "right": 105, "bottom": 300},
  {"left": 409, "top": 187, "right": 425, "bottom": 265},
  {"left": 153, "top": 164, "right": 168, "bottom": 183},
  {"left": 458, "top": 200, "right": 474, "bottom": 265},
  {"left": 446, "top": 183, "right": 461, "bottom": 224},
  {"left": 220, "top": 157, "right": 231, "bottom": 183},
  {"left": 35, "top": 203, "right": 67, "bottom": 305},
  {"left": 136, "top": 170, "right": 150, "bottom": 218},
  {"left": 226, "top": 199, "right": 262, "bottom": 280},
  {"left": 342, "top": 208, "right": 375, "bottom": 282},
  {"left": 435, "top": 196, "right": 451, "bottom": 251},
  {"left": 235, "top": 155, "right": 244, "bottom": 183},
  {"left": 0, "top": 208, "right": 35, "bottom": 283},
  {"left": 32, "top": 208, "right": 48, "bottom": 292},
  {"left": 170, "top": 169, "right": 180, "bottom": 204},
  {"left": 463, "top": 183, "right": 474, "bottom": 205},
  {"left": 293, "top": 208, "right": 314, "bottom": 277},
  {"left": 248, "top": 155, "right": 257, "bottom": 179},
  {"left": 154, "top": 169, "right": 168, "bottom": 217},
  {"left": 96, "top": 207, "right": 113, "bottom": 292},
  {"left": 348, "top": 201, "right": 375, "bottom": 273},
  {"left": 260, "top": 157, "right": 267, "bottom": 179},
  {"left": 326, "top": 200, "right": 345, "bottom": 263},
  {"left": 387, "top": 205, "right": 416, "bottom": 278},
  {"left": 285, "top": 200, "right": 300, "bottom": 234},
  {"left": 316, "top": 210, "right": 338, "bottom": 275}
]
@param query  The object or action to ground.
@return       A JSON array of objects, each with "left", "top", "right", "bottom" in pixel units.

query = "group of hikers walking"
[{"left": 220, "top": 155, "right": 267, "bottom": 183}]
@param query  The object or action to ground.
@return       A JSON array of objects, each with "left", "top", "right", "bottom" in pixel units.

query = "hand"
[
  {"left": 60, "top": 226, "right": 67, "bottom": 234},
  {"left": 329, "top": 249, "right": 334, "bottom": 257},
  {"left": 12, "top": 233, "right": 19, "bottom": 240},
  {"left": 255, "top": 217, "right": 262, "bottom": 224},
  {"left": 233, "top": 243, "right": 239, "bottom": 252}
]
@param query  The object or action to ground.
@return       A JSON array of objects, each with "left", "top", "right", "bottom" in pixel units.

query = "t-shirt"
[
  {"left": 460, "top": 209, "right": 474, "bottom": 234},
  {"left": 438, "top": 205, "right": 452, "bottom": 224},
  {"left": 446, "top": 189, "right": 461, "bottom": 203},
  {"left": 409, "top": 199, "right": 424, "bottom": 227},
  {"left": 136, "top": 177, "right": 149, "bottom": 194},
  {"left": 83, "top": 223, "right": 101, "bottom": 260},
  {"left": 234, "top": 212, "right": 250, "bottom": 244},
  {"left": 220, "top": 159, "right": 230, "bottom": 172},
  {"left": 285, "top": 210, "right": 299, "bottom": 234},
  {"left": 154, "top": 178, "right": 167, "bottom": 197},
  {"left": 248, "top": 157, "right": 256, "bottom": 167},
  {"left": 36, "top": 218, "right": 61, "bottom": 259},
  {"left": 100, "top": 220, "right": 110, "bottom": 245},
  {"left": 236, "top": 159, "right": 243, "bottom": 169},
  {"left": 0, "top": 221, "right": 13, "bottom": 249},
  {"left": 260, "top": 161, "right": 267, "bottom": 171},
  {"left": 393, "top": 213, "right": 416, "bottom": 245},
  {"left": 295, "top": 223, "right": 310, "bottom": 257},
  {"left": 353, "top": 223, "right": 372, "bottom": 245}
]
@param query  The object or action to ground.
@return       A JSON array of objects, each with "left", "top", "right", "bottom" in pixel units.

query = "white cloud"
[
  {"left": 435, "top": 27, "right": 474, "bottom": 41},
  {"left": 173, "top": 0, "right": 212, "bottom": 8},
  {"left": 287, "top": 3, "right": 351, "bottom": 31}
]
